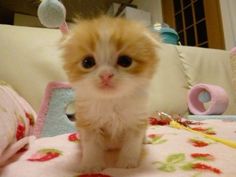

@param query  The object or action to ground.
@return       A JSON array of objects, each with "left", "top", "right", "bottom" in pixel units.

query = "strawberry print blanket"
[{"left": 1, "top": 118, "right": 236, "bottom": 177}]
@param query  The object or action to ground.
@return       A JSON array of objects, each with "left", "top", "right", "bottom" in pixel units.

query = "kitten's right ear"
[
  {"left": 59, "top": 22, "right": 70, "bottom": 34},
  {"left": 59, "top": 31, "right": 72, "bottom": 49}
]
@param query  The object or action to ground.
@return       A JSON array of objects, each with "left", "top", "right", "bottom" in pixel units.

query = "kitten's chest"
[
  {"left": 78, "top": 98, "right": 141, "bottom": 126},
  {"left": 89, "top": 100, "right": 127, "bottom": 124}
]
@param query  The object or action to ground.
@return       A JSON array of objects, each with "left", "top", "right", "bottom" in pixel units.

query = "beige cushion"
[
  {"left": 0, "top": 25, "right": 67, "bottom": 112},
  {"left": 230, "top": 53, "right": 236, "bottom": 92},
  {"left": 177, "top": 46, "right": 236, "bottom": 114},
  {"left": 149, "top": 44, "right": 189, "bottom": 115}
]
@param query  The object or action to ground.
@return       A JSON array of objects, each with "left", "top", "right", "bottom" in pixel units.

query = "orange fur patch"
[{"left": 61, "top": 16, "right": 160, "bottom": 82}]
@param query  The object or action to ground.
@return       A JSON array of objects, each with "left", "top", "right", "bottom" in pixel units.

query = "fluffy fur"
[{"left": 61, "top": 16, "right": 160, "bottom": 172}]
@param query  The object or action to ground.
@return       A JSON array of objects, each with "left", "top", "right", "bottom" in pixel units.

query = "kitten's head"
[{"left": 61, "top": 16, "right": 160, "bottom": 99}]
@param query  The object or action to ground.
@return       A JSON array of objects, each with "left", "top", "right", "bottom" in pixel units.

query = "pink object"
[
  {"left": 100, "top": 72, "right": 114, "bottom": 85},
  {"left": 230, "top": 47, "right": 236, "bottom": 55},
  {"left": 0, "top": 83, "right": 36, "bottom": 166},
  {"left": 187, "top": 83, "right": 229, "bottom": 115},
  {"left": 59, "top": 21, "right": 69, "bottom": 34}
]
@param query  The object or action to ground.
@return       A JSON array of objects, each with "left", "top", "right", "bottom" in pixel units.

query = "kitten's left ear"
[{"left": 37, "top": 0, "right": 69, "bottom": 34}]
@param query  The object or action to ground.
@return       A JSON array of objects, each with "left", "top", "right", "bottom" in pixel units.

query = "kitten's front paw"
[
  {"left": 78, "top": 162, "right": 106, "bottom": 173},
  {"left": 116, "top": 157, "right": 139, "bottom": 169}
]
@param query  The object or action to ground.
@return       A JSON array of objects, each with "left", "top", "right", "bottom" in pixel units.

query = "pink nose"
[{"left": 99, "top": 72, "right": 114, "bottom": 82}]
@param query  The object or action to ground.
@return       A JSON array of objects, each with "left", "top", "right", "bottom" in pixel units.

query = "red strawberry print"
[
  {"left": 149, "top": 117, "right": 159, "bottom": 125},
  {"left": 189, "top": 139, "right": 209, "bottom": 147},
  {"left": 28, "top": 148, "right": 62, "bottom": 162},
  {"left": 149, "top": 117, "right": 170, "bottom": 126},
  {"left": 25, "top": 112, "right": 35, "bottom": 126},
  {"left": 148, "top": 134, "right": 160, "bottom": 139},
  {"left": 17, "top": 146, "right": 28, "bottom": 153},
  {"left": 68, "top": 133, "right": 80, "bottom": 142},
  {"left": 146, "top": 134, "right": 166, "bottom": 144},
  {"left": 16, "top": 122, "right": 25, "bottom": 140},
  {"left": 157, "top": 119, "right": 170, "bottom": 125},
  {"left": 191, "top": 153, "right": 214, "bottom": 161},
  {"left": 77, "top": 174, "right": 112, "bottom": 177},
  {"left": 192, "top": 127, "right": 206, "bottom": 131},
  {"left": 192, "top": 163, "right": 222, "bottom": 174},
  {"left": 192, "top": 127, "right": 216, "bottom": 135}
]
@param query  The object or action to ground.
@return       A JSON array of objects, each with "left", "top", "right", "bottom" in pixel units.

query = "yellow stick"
[{"left": 170, "top": 120, "right": 236, "bottom": 149}]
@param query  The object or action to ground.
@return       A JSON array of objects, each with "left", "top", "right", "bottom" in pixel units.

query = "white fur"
[
  {"left": 73, "top": 67, "right": 151, "bottom": 172},
  {"left": 75, "top": 85, "right": 150, "bottom": 172},
  {"left": 67, "top": 20, "right": 157, "bottom": 172}
]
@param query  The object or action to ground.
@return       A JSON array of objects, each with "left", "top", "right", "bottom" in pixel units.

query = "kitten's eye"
[
  {"left": 117, "top": 55, "right": 132, "bottom": 68},
  {"left": 82, "top": 56, "right": 96, "bottom": 69}
]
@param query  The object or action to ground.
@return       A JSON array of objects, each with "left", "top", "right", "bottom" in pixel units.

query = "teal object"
[
  {"left": 198, "top": 90, "right": 211, "bottom": 103},
  {"left": 34, "top": 82, "right": 76, "bottom": 138},
  {"left": 40, "top": 87, "right": 76, "bottom": 137},
  {"left": 159, "top": 27, "right": 179, "bottom": 45}
]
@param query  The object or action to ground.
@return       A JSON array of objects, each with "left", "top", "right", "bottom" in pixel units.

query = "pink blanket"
[
  {"left": 0, "top": 82, "right": 36, "bottom": 166},
  {"left": 1, "top": 119, "right": 236, "bottom": 177}
]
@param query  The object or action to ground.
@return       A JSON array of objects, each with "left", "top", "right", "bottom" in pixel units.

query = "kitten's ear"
[
  {"left": 58, "top": 31, "right": 72, "bottom": 49},
  {"left": 59, "top": 16, "right": 82, "bottom": 49}
]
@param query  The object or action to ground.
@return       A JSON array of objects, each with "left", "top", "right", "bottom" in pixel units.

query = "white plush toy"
[{"left": 37, "top": 0, "right": 69, "bottom": 34}]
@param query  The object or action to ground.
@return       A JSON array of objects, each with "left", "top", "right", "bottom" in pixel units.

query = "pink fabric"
[
  {"left": 230, "top": 47, "right": 236, "bottom": 55},
  {"left": 188, "top": 83, "right": 229, "bottom": 115},
  {"left": 33, "top": 82, "right": 72, "bottom": 138},
  {"left": 0, "top": 83, "right": 36, "bottom": 166},
  {"left": 1, "top": 119, "right": 236, "bottom": 177},
  {"left": 59, "top": 21, "right": 69, "bottom": 34}
]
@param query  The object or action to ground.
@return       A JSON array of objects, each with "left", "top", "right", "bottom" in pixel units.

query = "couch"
[
  {"left": 1, "top": 24, "right": 236, "bottom": 115},
  {"left": 1, "top": 24, "right": 236, "bottom": 177}
]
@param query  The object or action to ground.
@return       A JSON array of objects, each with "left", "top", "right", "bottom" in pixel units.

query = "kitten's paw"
[
  {"left": 116, "top": 157, "right": 139, "bottom": 169},
  {"left": 78, "top": 162, "right": 106, "bottom": 173}
]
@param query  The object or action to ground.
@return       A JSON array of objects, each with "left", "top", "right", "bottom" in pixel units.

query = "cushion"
[
  {"left": 0, "top": 25, "right": 67, "bottom": 112},
  {"left": 149, "top": 44, "right": 189, "bottom": 115},
  {"left": 230, "top": 52, "right": 236, "bottom": 92}
]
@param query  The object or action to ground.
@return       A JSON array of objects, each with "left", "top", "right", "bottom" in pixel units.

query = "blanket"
[
  {"left": 1, "top": 118, "right": 236, "bottom": 177},
  {"left": 0, "top": 81, "right": 36, "bottom": 166}
]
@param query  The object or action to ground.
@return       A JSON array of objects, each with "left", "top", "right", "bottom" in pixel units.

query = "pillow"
[
  {"left": 0, "top": 25, "right": 67, "bottom": 112},
  {"left": 148, "top": 44, "right": 189, "bottom": 115}
]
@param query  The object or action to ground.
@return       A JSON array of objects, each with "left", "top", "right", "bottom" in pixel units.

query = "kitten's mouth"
[{"left": 98, "top": 82, "right": 115, "bottom": 90}]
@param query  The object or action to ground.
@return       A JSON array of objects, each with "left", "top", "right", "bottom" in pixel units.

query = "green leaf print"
[
  {"left": 159, "top": 163, "right": 176, "bottom": 172},
  {"left": 166, "top": 153, "right": 185, "bottom": 164}
]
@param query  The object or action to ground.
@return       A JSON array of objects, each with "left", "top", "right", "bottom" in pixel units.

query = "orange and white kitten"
[{"left": 61, "top": 16, "right": 160, "bottom": 172}]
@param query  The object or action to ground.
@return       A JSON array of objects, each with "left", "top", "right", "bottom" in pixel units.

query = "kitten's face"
[{"left": 62, "top": 16, "right": 159, "bottom": 98}]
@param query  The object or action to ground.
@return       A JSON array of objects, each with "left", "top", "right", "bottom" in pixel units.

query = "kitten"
[{"left": 61, "top": 16, "right": 160, "bottom": 172}]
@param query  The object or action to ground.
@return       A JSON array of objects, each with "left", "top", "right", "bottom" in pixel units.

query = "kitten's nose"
[{"left": 99, "top": 72, "right": 114, "bottom": 82}]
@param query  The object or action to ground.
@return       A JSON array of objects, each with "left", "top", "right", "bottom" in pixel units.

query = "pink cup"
[{"left": 187, "top": 84, "right": 229, "bottom": 115}]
